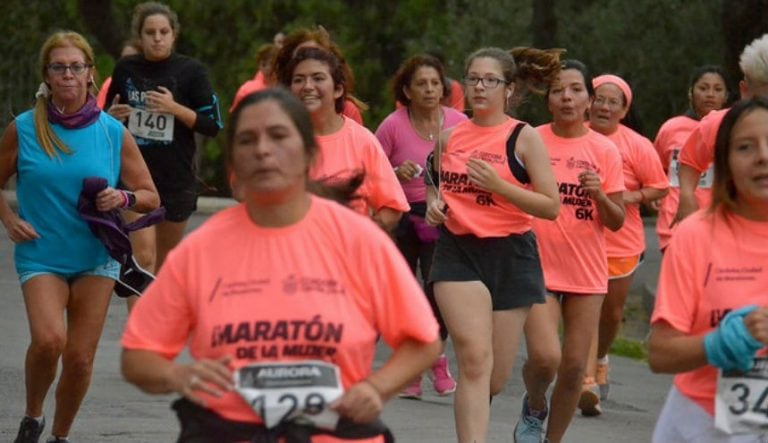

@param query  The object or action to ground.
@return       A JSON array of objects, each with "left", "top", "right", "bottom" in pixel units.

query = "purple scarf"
[{"left": 47, "top": 95, "right": 100, "bottom": 128}]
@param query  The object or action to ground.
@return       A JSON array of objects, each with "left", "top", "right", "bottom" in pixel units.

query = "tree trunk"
[
  {"left": 532, "top": 0, "right": 557, "bottom": 49},
  {"left": 78, "top": 0, "right": 125, "bottom": 58},
  {"left": 722, "top": 0, "right": 768, "bottom": 91}
]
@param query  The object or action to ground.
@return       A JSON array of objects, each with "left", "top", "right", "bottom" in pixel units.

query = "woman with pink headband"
[{"left": 580, "top": 74, "right": 669, "bottom": 416}]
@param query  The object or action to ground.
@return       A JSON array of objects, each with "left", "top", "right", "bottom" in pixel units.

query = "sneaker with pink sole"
[
  {"left": 431, "top": 354, "right": 457, "bottom": 396},
  {"left": 399, "top": 376, "right": 423, "bottom": 399}
]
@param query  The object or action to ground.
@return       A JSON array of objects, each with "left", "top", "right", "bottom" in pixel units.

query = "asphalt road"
[{"left": 0, "top": 210, "right": 673, "bottom": 442}]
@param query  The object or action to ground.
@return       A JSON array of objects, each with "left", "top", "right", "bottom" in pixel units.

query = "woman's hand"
[
  {"left": 467, "top": 157, "right": 501, "bottom": 193},
  {"left": 146, "top": 86, "right": 177, "bottom": 115},
  {"left": 745, "top": 307, "right": 768, "bottom": 345},
  {"left": 578, "top": 169, "right": 603, "bottom": 200},
  {"left": 108, "top": 94, "right": 133, "bottom": 123},
  {"left": 168, "top": 356, "right": 234, "bottom": 407},
  {"left": 425, "top": 199, "right": 447, "bottom": 227},
  {"left": 95, "top": 187, "right": 129, "bottom": 212},
  {"left": 331, "top": 380, "right": 383, "bottom": 423},
  {"left": 395, "top": 160, "right": 422, "bottom": 183},
  {"left": 2, "top": 214, "right": 39, "bottom": 243}
]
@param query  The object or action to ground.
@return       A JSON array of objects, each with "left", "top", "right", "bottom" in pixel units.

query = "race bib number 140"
[
  {"left": 234, "top": 361, "right": 343, "bottom": 430},
  {"left": 128, "top": 109, "right": 174, "bottom": 142}
]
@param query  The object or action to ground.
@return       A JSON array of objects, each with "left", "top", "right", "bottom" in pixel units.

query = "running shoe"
[
  {"left": 514, "top": 393, "right": 547, "bottom": 443},
  {"left": 46, "top": 438, "right": 69, "bottom": 443},
  {"left": 431, "top": 354, "right": 457, "bottom": 395},
  {"left": 578, "top": 377, "right": 602, "bottom": 417},
  {"left": 398, "top": 376, "right": 422, "bottom": 400},
  {"left": 596, "top": 362, "right": 610, "bottom": 400},
  {"left": 14, "top": 416, "right": 45, "bottom": 443}
]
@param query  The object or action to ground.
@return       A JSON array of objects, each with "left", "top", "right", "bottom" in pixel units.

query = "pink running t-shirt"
[
  {"left": 439, "top": 118, "right": 534, "bottom": 237},
  {"left": 651, "top": 209, "right": 768, "bottom": 416},
  {"left": 596, "top": 124, "right": 668, "bottom": 257},
  {"left": 375, "top": 106, "right": 467, "bottom": 203},
  {"left": 653, "top": 115, "right": 716, "bottom": 250},
  {"left": 532, "top": 124, "right": 625, "bottom": 294},
  {"left": 313, "top": 117, "right": 409, "bottom": 216},
  {"left": 122, "top": 197, "right": 439, "bottom": 435}
]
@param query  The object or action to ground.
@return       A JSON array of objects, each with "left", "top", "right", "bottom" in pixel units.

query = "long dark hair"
[
  {"left": 227, "top": 88, "right": 363, "bottom": 205},
  {"left": 711, "top": 96, "right": 768, "bottom": 212}
]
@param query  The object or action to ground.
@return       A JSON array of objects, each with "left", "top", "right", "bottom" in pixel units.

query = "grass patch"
[{"left": 609, "top": 336, "right": 647, "bottom": 361}]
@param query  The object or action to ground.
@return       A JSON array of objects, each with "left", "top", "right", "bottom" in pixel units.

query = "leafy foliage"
[{"left": 0, "top": 0, "right": 754, "bottom": 195}]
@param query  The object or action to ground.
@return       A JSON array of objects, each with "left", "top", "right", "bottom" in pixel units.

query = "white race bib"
[
  {"left": 128, "top": 108, "right": 174, "bottom": 142},
  {"left": 715, "top": 357, "right": 768, "bottom": 435},
  {"left": 667, "top": 148, "right": 713, "bottom": 189},
  {"left": 668, "top": 149, "right": 681, "bottom": 187},
  {"left": 234, "top": 360, "right": 342, "bottom": 430},
  {"left": 699, "top": 164, "right": 714, "bottom": 189}
]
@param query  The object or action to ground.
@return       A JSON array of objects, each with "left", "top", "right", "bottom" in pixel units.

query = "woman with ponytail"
[{"left": 0, "top": 31, "right": 158, "bottom": 443}]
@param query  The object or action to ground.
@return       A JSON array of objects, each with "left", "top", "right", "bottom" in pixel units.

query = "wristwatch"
[{"left": 125, "top": 191, "right": 137, "bottom": 208}]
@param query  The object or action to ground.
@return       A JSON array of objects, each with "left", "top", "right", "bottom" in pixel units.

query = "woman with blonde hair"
[{"left": 1, "top": 30, "right": 158, "bottom": 443}]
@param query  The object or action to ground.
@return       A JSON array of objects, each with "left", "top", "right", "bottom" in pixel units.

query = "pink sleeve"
[
  {"left": 653, "top": 125, "right": 671, "bottom": 169},
  {"left": 361, "top": 228, "right": 439, "bottom": 347},
  {"left": 651, "top": 217, "right": 704, "bottom": 333},
  {"left": 97, "top": 77, "right": 111, "bottom": 110},
  {"left": 364, "top": 136, "right": 410, "bottom": 212},
  {"left": 678, "top": 122, "right": 712, "bottom": 173},
  {"left": 635, "top": 137, "right": 669, "bottom": 190},
  {"left": 602, "top": 145, "right": 625, "bottom": 194},
  {"left": 374, "top": 117, "right": 395, "bottom": 159},
  {"left": 343, "top": 100, "right": 364, "bottom": 125},
  {"left": 121, "top": 248, "right": 195, "bottom": 359},
  {"left": 448, "top": 80, "right": 465, "bottom": 111}
]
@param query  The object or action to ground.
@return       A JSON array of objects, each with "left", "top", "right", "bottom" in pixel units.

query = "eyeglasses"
[
  {"left": 46, "top": 63, "right": 93, "bottom": 76},
  {"left": 463, "top": 76, "right": 507, "bottom": 89},
  {"left": 593, "top": 96, "right": 623, "bottom": 109}
]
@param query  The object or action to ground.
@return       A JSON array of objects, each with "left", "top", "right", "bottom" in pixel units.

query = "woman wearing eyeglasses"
[
  {"left": 579, "top": 74, "right": 669, "bottom": 415},
  {"left": 106, "top": 1, "right": 222, "bottom": 281},
  {"left": 0, "top": 31, "right": 158, "bottom": 443},
  {"left": 424, "top": 47, "right": 561, "bottom": 443}
]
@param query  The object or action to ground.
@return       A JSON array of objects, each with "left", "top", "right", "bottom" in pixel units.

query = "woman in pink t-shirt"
[
  {"left": 425, "top": 47, "right": 561, "bottom": 443},
  {"left": 517, "top": 60, "right": 626, "bottom": 443},
  {"left": 270, "top": 26, "right": 366, "bottom": 125},
  {"left": 653, "top": 65, "right": 729, "bottom": 252},
  {"left": 278, "top": 47, "right": 409, "bottom": 232},
  {"left": 648, "top": 96, "right": 768, "bottom": 442},
  {"left": 375, "top": 54, "right": 468, "bottom": 399},
  {"left": 121, "top": 88, "right": 441, "bottom": 442},
  {"left": 582, "top": 74, "right": 669, "bottom": 413}
]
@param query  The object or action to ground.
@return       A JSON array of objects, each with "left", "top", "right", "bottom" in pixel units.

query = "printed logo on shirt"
[
  {"left": 210, "top": 317, "right": 344, "bottom": 360},
  {"left": 713, "top": 266, "right": 764, "bottom": 283},
  {"left": 208, "top": 278, "right": 271, "bottom": 302},
  {"left": 566, "top": 156, "right": 601, "bottom": 174},
  {"left": 440, "top": 170, "right": 496, "bottom": 207},
  {"left": 282, "top": 274, "right": 346, "bottom": 295},
  {"left": 558, "top": 182, "right": 594, "bottom": 220},
  {"left": 469, "top": 150, "right": 505, "bottom": 165}
]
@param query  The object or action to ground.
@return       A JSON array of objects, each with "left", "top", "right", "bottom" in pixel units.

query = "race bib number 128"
[{"left": 234, "top": 360, "right": 342, "bottom": 430}]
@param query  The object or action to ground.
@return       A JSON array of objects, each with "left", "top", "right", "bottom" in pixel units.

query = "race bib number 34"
[
  {"left": 235, "top": 361, "right": 343, "bottom": 430},
  {"left": 715, "top": 357, "right": 768, "bottom": 435},
  {"left": 128, "top": 109, "right": 174, "bottom": 142}
]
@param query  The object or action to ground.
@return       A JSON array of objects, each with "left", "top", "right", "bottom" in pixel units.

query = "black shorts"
[
  {"left": 158, "top": 188, "right": 198, "bottom": 222},
  {"left": 429, "top": 228, "right": 545, "bottom": 310}
]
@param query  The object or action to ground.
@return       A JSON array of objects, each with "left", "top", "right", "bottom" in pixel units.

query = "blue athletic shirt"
[{"left": 14, "top": 110, "right": 123, "bottom": 275}]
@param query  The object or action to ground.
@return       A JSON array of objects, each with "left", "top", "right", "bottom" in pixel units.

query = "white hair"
[{"left": 740, "top": 34, "right": 768, "bottom": 86}]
